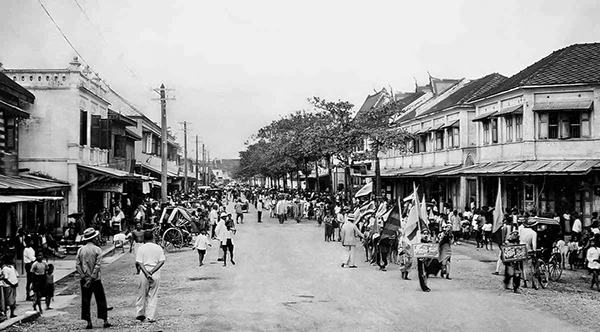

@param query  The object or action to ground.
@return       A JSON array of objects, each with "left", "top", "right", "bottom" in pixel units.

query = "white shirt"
[
  {"left": 136, "top": 242, "right": 166, "bottom": 279},
  {"left": 23, "top": 247, "right": 36, "bottom": 264},
  {"left": 257, "top": 201, "right": 264, "bottom": 211},
  {"left": 587, "top": 247, "right": 600, "bottom": 270},
  {"left": 0, "top": 265, "right": 18, "bottom": 287},
  {"left": 113, "top": 233, "right": 129, "bottom": 243},
  {"left": 193, "top": 234, "right": 211, "bottom": 250},
  {"left": 572, "top": 218, "right": 582, "bottom": 233},
  {"left": 519, "top": 227, "right": 537, "bottom": 252},
  {"left": 209, "top": 210, "right": 219, "bottom": 226}
]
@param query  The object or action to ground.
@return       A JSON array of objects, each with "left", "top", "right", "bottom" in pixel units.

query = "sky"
[{"left": 1, "top": 0, "right": 599, "bottom": 159}]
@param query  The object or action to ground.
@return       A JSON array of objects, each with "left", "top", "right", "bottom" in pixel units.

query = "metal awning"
[
  {"left": 442, "top": 160, "right": 600, "bottom": 176},
  {"left": 415, "top": 127, "right": 431, "bottom": 135},
  {"left": 0, "top": 174, "right": 70, "bottom": 192},
  {"left": 375, "top": 164, "right": 461, "bottom": 178},
  {"left": 125, "top": 128, "right": 142, "bottom": 141},
  {"left": 472, "top": 111, "right": 498, "bottom": 122},
  {"left": 428, "top": 123, "right": 445, "bottom": 132},
  {"left": 496, "top": 105, "right": 523, "bottom": 116},
  {"left": 78, "top": 164, "right": 145, "bottom": 181},
  {"left": 0, "top": 99, "right": 30, "bottom": 119},
  {"left": 532, "top": 100, "right": 593, "bottom": 111},
  {"left": 0, "top": 195, "right": 63, "bottom": 204},
  {"left": 441, "top": 120, "right": 459, "bottom": 129},
  {"left": 139, "top": 164, "right": 179, "bottom": 178}
]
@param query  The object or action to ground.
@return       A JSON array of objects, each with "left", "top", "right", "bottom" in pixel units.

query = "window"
[
  {"left": 515, "top": 115, "right": 523, "bottom": 140},
  {"left": 506, "top": 117, "right": 513, "bottom": 142},
  {"left": 142, "top": 133, "right": 151, "bottom": 154},
  {"left": 90, "top": 115, "right": 101, "bottom": 148},
  {"left": 435, "top": 131, "right": 444, "bottom": 150},
  {"left": 452, "top": 127, "right": 460, "bottom": 148},
  {"left": 80, "top": 110, "right": 88, "bottom": 146},
  {"left": 114, "top": 135, "right": 127, "bottom": 158},
  {"left": 539, "top": 111, "right": 589, "bottom": 139},
  {"left": 483, "top": 122, "right": 490, "bottom": 144},
  {"left": 419, "top": 134, "right": 427, "bottom": 152},
  {"left": 5, "top": 117, "right": 15, "bottom": 151},
  {"left": 491, "top": 118, "right": 498, "bottom": 143},
  {"left": 413, "top": 138, "right": 419, "bottom": 153}
]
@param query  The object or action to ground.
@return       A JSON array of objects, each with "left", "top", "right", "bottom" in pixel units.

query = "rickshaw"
[
  {"left": 152, "top": 206, "right": 195, "bottom": 252},
  {"left": 527, "top": 216, "right": 564, "bottom": 282}
]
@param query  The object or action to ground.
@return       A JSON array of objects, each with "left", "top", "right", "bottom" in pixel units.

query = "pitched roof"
[
  {"left": 394, "top": 91, "right": 427, "bottom": 123},
  {"left": 420, "top": 73, "right": 506, "bottom": 116},
  {"left": 475, "top": 43, "right": 600, "bottom": 100},
  {"left": 0, "top": 72, "right": 35, "bottom": 103},
  {"left": 355, "top": 89, "right": 385, "bottom": 117}
]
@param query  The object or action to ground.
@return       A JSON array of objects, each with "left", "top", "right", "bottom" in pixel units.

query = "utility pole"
[
  {"left": 180, "top": 121, "right": 189, "bottom": 193},
  {"left": 195, "top": 135, "right": 199, "bottom": 192},
  {"left": 153, "top": 84, "right": 175, "bottom": 204},
  {"left": 207, "top": 150, "right": 210, "bottom": 185},
  {"left": 202, "top": 143, "right": 206, "bottom": 185}
]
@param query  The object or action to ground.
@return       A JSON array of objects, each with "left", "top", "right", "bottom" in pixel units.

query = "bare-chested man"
[{"left": 130, "top": 223, "right": 146, "bottom": 255}]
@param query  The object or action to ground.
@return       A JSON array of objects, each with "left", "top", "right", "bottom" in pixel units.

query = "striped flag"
[
  {"left": 380, "top": 203, "right": 401, "bottom": 240},
  {"left": 492, "top": 178, "right": 503, "bottom": 233},
  {"left": 355, "top": 200, "right": 376, "bottom": 223}
]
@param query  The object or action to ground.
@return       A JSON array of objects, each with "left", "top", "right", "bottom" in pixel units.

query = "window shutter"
[
  {"left": 581, "top": 112, "right": 590, "bottom": 137},
  {"left": 90, "top": 115, "right": 101, "bottom": 147},
  {"left": 539, "top": 113, "right": 548, "bottom": 139},
  {"left": 145, "top": 134, "right": 153, "bottom": 153},
  {"left": 80, "top": 110, "right": 88, "bottom": 146},
  {"left": 100, "top": 119, "right": 112, "bottom": 149},
  {"left": 560, "top": 115, "right": 570, "bottom": 139},
  {"left": 453, "top": 127, "right": 460, "bottom": 147}
]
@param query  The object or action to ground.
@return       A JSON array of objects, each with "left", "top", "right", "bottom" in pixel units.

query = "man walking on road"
[
  {"left": 130, "top": 223, "right": 145, "bottom": 256},
  {"left": 340, "top": 215, "right": 363, "bottom": 268},
  {"left": 135, "top": 231, "right": 165, "bottom": 323},
  {"left": 256, "top": 199, "right": 264, "bottom": 223},
  {"left": 234, "top": 199, "right": 244, "bottom": 224},
  {"left": 276, "top": 196, "right": 286, "bottom": 224},
  {"left": 75, "top": 228, "right": 111, "bottom": 329}
]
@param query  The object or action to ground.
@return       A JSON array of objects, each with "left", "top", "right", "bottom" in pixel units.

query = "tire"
[{"left": 538, "top": 262, "right": 549, "bottom": 289}]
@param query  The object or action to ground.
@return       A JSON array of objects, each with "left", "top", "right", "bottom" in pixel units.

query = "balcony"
[
  {"left": 382, "top": 148, "right": 462, "bottom": 169},
  {"left": 68, "top": 144, "right": 108, "bottom": 166}
]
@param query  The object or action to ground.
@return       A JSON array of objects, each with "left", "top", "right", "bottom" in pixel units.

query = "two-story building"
[
  {"left": 449, "top": 43, "right": 600, "bottom": 227},
  {"left": 4, "top": 57, "right": 151, "bottom": 227}
]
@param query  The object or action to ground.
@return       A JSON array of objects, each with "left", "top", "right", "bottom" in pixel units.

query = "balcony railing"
[{"left": 68, "top": 144, "right": 108, "bottom": 166}]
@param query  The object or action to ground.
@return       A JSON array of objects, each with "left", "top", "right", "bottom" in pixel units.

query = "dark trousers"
[
  {"left": 379, "top": 250, "right": 388, "bottom": 268},
  {"left": 417, "top": 259, "right": 430, "bottom": 291},
  {"left": 236, "top": 213, "right": 244, "bottom": 223},
  {"left": 80, "top": 279, "right": 108, "bottom": 321},
  {"left": 222, "top": 239, "right": 234, "bottom": 264},
  {"left": 257, "top": 211, "right": 262, "bottom": 222},
  {"left": 197, "top": 249, "right": 206, "bottom": 265},
  {"left": 278, "top": 214, "right": 285, "bottom": 224},
  {"left": 25, "top": 263, "right": 33, "bottom": 298}
]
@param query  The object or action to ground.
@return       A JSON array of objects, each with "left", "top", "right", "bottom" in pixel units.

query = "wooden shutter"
[
  {"left": 560, "top": 114, "right": 570, "bottom": 139},
  {"left": 80, "top": 110, "right": 88, "bottom": 146},
  {"left": 581, "top": 112, "right": 590, "bottom": 137},
  {"left": 100, "top": 119, "right": 112, "bottom": 149},
  {"left": 90, "top": 115, "right": 101, "bottom": 147},
  {"left": 539, "top": 113, "right": 548, "bottom": 139}
]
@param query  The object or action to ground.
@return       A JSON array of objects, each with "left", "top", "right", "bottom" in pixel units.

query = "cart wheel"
[
  {"left": 548, "top": 260, "right": 562, "bottom": 281},
  {"left": 162, "top": 228, "right": 183, "bottom": 252}
]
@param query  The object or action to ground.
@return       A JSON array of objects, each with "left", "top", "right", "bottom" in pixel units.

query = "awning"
[
  {"left": 139, "top": 164, "right": 179, "bottom": 178},
  {"left": 0, "top": 195, "right": 63, "bottom": 204},
  {"left": 442, "top": 160, "right": 600, "bottom": 176},
  {"left": 354, "top": 182, "right": 372, "bottom": 197},
  {"left": 0, "top": 99, "right": 30, "bottom": 119},
  {"left": 532, "top": 100, "right": 593, "bottom": 111},
  {"left": 374, "top": 165, "right": 461, "bottom": 178},
  {"left": 125, "top": 128, "right": 142, "bottom": 141},
  {"left": 78, "top": 164, "right": 146, "bottom": 181},
  {"left": 415, "top": 127, "right": 431, "bottom": 135},
  {"left": 428, "top": 123, "right": 445, "bottom": 132},
  {"left": 441, "top": 120, "right": 459, "bottom": 129},
  {"left": 496, "top": 105, "right": 523, "bottom": 116},
  {"left": 472, "top": 111, "right": 497, "bottom": 122},
  {"left": 0, "top": 174, "right": 70, "bottom": 192}
]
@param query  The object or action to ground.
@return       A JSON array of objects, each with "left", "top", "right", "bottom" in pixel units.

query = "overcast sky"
[{"left": 1, "top": 0, "right": 599, "bottom": 159}]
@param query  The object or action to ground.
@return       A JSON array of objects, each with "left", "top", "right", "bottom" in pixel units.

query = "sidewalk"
[{"left": 0, "top": 241, "right": 121, "bottom": 330}]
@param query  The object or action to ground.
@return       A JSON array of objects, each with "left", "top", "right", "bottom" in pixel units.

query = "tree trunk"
[
  {"left": 315, "top": 162, "right": 320, "bottom": 193},
  {"left": 344, "top": 163, "right": 351, "bottom": 207},
  {"left": 374, "top": 153, "right": 382, "bottom": 202},
  {"left": 282, "top": 174, "right": 287, "bottom": 191},
  {"left": 327, "top": 155, "right": 333, "bottom": 194}
]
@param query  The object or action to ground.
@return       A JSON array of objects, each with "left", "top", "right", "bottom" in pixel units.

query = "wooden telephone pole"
[
  {"left": 195, "top": 135, "right": 199, "bottom": 192},
  {"left": 153, "top": 84, "right": 175, "bottom": 204},
  {"left": 180, "top": 121, "right": 189, "bottom": 193}
]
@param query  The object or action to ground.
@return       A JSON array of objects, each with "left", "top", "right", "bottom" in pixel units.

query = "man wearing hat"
[
  {"left": 519, "top": 218, "right": 538, "bottom": 284},
  {"left": 215, "top": 212, "right": 228, "bottom": 261},
  {"left": 75, "top": 228, "right": 111, "bottom": 329},
  {"left": 340, "top": 214, "right": 364, "bottom": 268}
]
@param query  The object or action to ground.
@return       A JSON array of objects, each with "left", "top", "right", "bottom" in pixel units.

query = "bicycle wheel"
[
  {"left": 538, "top": 262, "right": 549, "bottom": 289},
  {"left": 548, "top": 259, "right": 562, "bottom": 281}
]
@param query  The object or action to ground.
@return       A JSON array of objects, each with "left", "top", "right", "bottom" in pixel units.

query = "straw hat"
[{"left": 82, "top": 227, "right": 99, "bottom": 241}]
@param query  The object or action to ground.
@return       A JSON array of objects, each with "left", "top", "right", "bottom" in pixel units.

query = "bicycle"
[{"left": 525, "top": 249, "right": 549, "bottom": 290}]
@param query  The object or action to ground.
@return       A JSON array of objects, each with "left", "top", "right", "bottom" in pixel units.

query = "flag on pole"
[
  {"left": 404, "top": 182, "right": 423, "bottom": 244},
  {"left": 355, "top": 200, "right": 376, "bottom": 222},
  {"left": 380, "top": 202, "right": 401, "bottom": 240},
  {"left": 492, "top": 178, "right": 503, "bottom": 233}
]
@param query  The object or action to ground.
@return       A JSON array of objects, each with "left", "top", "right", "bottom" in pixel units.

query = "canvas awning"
[
  {"left": 0, "top": 195, "right": 63, "bottom": 204},
  {"left": 354, "top": 182, "right": 372, "bottom": 197},
  {"left": 532, "top": 100, "right": 593, "bottom": 111},
  {"left": 472, "top": 111, "right": 498, "bottom": 122},
  {"left": 496, "top": 105, "right": 523, "bottom": 116},
  {"left": 441, "top": 160, "right": 600, "bottom": 176},
  {"left": 441, "top": 120, "right": 459, "bottom": 129}
]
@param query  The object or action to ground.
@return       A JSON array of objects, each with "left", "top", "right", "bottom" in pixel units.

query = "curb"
[
  {"left": 0, "top": 311, "right": 41, "bottom": 331},
  {"left": 0, "top": 244, "right": 119, "bottom": 331}
]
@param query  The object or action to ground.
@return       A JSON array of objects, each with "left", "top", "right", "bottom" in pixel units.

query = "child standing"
[
  {"left": 192, "top": 230, "right": 212, "bottom": 266},
  {"left": 1, "top": 257, "right": 19, "bottom": 318},
  {"left": 45, "top": 264, "right": 55, "bottom": 310},
  {"left": 30, "top": 252, "right": 48, "bottom": 313}
]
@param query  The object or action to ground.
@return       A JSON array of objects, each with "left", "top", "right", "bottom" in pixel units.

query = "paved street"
[{"left": 7, "top": 205, "right": 600, "bottom": 332}]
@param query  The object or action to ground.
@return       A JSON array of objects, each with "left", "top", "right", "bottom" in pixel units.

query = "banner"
[{"left": 412, "top": 243, "right": 439, "bottom": 258}]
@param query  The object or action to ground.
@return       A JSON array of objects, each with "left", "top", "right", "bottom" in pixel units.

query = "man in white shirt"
[
  {"left": 519, "top": 219, "right": 538, "bottom": 282},
  {"left": 135, "top": 231, "right": 165, "bottom": 323},
  {"left": 209, "top": 205, "right": 219, "bottom": 239},
  {"left": 572, "top": 212, "right": 582, "bottom": 242},
  {"left": 257, "top": 199, "right": 264, "bottom": 223},
  {"left": 23, "top": 241, "right": 36, "bottom": 301}
]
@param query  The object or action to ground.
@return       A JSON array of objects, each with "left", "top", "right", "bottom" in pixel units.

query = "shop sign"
[
  {"left": 412, "top": 243, "right": 439, "bottom": 258},
  {"left": 501, "top": 244, "right": 527, "bottom": 263},
  {"left": 88, "top": 181, "right": 124, "bottom": 193}
]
